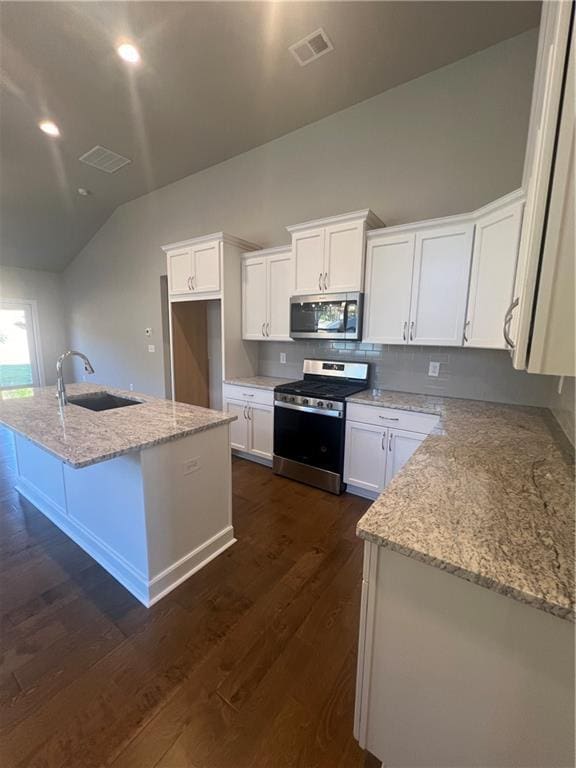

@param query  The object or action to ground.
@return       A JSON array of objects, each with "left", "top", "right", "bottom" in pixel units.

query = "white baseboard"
[
  {"left": 16, "top": 478, "right": 236, "bottom": 608},
  {"left": 345, "top": 483, "right": 378, "bottom": 501},
  {"left": 231, "top": 449, "right": 272, "bottom": 468},
  {"left": 148, "top": 527, "right": 236, "bottom": 605}
]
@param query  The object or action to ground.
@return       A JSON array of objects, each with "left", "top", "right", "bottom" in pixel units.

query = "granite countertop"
[
  {"left": 223, "top": 376, "right": 296, "bottom": 390},
  {"left": 0, "top": 384, "right": 235, "bottom": 469},
  {"left": 353, "top": 390, "right": 575, "bottom": 621}
]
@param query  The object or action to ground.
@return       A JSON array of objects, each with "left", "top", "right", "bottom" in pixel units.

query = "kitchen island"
[
  {"left": 353, "top": 392, "right": 575, "bottom": 767},
  {"left": 0, "top": 384, "right": 236, "bottom": 606}
]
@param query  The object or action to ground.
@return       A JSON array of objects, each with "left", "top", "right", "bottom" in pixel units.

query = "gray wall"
[
  {"left": 64, "top": 30, "right": 538, "bottom": 397},
  {"left": 547, "top": 377, "right": 576, "bottom": 445},
  {"left": 0, "top": 266, "right": 68, "bottom": 385},
  {"left": 259, "top": 341, "right": 555, "bottom": 407}
]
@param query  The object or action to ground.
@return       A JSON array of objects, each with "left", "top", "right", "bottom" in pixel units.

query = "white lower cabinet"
[
  {"left": 223, "top": 384, "right": 274, "bottom": 464},
  {"left": 344, "top": 405, "right": 436, "bottom": 498}
]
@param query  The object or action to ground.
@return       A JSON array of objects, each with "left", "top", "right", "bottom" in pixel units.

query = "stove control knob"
[
  {"left": 317, "top": 400, "right": 324, "bottom": 408},
  {"left": 302, "top": 398, "right": 309, "bottom": 406},
  {"left": 288, "top": 396, "right": 295, "bottom": 403},
  {"left": 326, "top": 402, "right": 333, "bottom": 409}
]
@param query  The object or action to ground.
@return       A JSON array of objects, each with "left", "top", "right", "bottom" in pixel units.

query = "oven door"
[
  {"left": 273, "top": 402, "right": 345, "bottom": 474},
  {"left": 290, "top": 293, "right": 363, "bottom": 340}
]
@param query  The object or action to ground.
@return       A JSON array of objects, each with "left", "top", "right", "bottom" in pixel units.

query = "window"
[{"left": 0, "top": 300, "right": 44, "bottom": 390}]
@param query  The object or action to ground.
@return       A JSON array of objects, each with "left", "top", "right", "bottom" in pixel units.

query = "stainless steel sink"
[{"left": 67, "top": 392, "right": 142, "bottom": 412}]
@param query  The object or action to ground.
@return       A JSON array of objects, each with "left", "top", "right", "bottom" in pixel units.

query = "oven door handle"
[{"left": 274, "top": 400, "right": 343, "bottom": 418}]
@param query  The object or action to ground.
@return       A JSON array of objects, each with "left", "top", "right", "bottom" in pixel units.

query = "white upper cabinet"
[
  {"left": 363, "top": 232, "right": 416, "bottom": 344},
  {"left": 192, "top": 240, "right": 221, "bottom": 294},
  {"left": 167, "top": 247, "right": 193, "bottom": 295},
  {"left": 465, "top": 192, "right": 524, "bottom": 349},
  {"left": 242, "top": 257, "right": 268, "bottom": 339},
  {"left": 364, "top": 216, "right": 473, "bottom": 347},
  {"left": 292, "top": 228, "right": 325, "bottom": 294},
  {"left": 242, "top": 246, "right": 293, "bottom": 341},
  {"left": 287, "top": 210, "right": 383, "bottom": 296},
  {"left": 410, "top": 220, "right": 474, "bottom": 346},
  {"left": 163, "top": 235, "right": 225, "bottom": 298}
]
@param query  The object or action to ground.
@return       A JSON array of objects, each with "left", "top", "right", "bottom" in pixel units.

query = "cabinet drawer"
[
  {"left": 222, "top": 384, "right": 274, "bottom": 406},
  {"left": 346, "top": 403, "right": 439, "bottom": 434}
]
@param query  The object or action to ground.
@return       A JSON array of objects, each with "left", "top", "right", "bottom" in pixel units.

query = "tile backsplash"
[{"left": 258, "top": 341, "right": 555, "bottom": 407}]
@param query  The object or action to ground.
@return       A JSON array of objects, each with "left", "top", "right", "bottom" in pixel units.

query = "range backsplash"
[{"left": 258, "top": 340, "right": 555, "bottom": 407}]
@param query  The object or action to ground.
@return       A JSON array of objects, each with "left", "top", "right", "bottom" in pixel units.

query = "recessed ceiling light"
[
  {"left": 117, "top": 42, "right": 141, "bottom": 64},
  {"left": 39, "top": 120, "right": 60, "bottom": 137},
  {"left": 77, "top": 188, "right": 91, "bottom": 196}
]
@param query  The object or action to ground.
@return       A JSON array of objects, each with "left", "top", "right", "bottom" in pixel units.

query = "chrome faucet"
[{"left": 56, "top": 351, "right": 95, "bottom": 406}]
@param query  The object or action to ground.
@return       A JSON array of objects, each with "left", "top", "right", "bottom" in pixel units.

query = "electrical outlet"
[
  {"left": 129, "top": 383, "right": 134, "bottom": 391},
  {"left": 280, "top": 353, "right": 287, "bottom": 364},
  {"left": 183, "top": 458, "right": 200, "bottom": 475},
  {"left": 145, "top": 328, "right": 152, "bottom": 337},
  {"left": 148, "top": 344, "right": 155, "bottom": 353},
  {"left": 428, "top": 361, "right": 440, "bottom": 377}
]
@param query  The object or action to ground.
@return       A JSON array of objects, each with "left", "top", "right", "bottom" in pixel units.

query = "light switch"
[
  {"left": 148, "top": 344, "right": 155, "bottom": 353},
  {"left": 280, "top": 353, "right": 287, "bottom": 364},
  {"left": 428, "top": 361, "right": 440, "bottom": 377}
]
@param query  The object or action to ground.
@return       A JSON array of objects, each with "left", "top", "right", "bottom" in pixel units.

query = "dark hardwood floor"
[{"left": 0, "top": 427, "right": 371, "bottom": 767}]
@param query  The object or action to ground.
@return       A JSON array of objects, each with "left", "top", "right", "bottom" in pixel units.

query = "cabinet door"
[
  {"left": 248, "top": 403, "right": 273, "bottom": 460},
  {"left": 409, "top": 223, "right": 474, "bottom": 346},
  {"left": 363, "top": 233, "right": 415, "bottom": 344},
  {"left": 344, "top": 421, "right": 387, "bottom": 494},
  {"left": 324, "top": 221, "right": 365, "bottom": 292},
  {"left": 192, "top": 241, "right": 221, "bottom": 294},
  {"left": 292, "top": 229, "right": 325, "bottom": 295},
  {"left": 466, "top": 202, "right": 523, "bottom": 349},
  {"left": 267, "top": 253, "right": 293, "bottom": 341},
  {"left": 224, "top": 399, "right": 248, "bottom": 451},
  {"left": 168, "top": 248, "right": 192, "bottom": 295},
  {"left": 242, "top": 257, "right": 268, "bottom": 339},
  {"left": 385, "top": 429, "right": 426, "bottom": 487}
]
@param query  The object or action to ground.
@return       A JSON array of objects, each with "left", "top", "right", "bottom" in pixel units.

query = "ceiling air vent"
[
  {"left": 289, "top": 28, "right": 333, "bottom": 67},
  {"left": 79, "top": 145, "right": 131, "bottom": 173}
]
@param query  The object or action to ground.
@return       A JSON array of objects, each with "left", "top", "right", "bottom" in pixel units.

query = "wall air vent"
[
  {"left": 289, "top": 28, "right": 334, "bottom": 67},
  {"left": 79, "top": 145, "right": 131, "bottom": 173}
]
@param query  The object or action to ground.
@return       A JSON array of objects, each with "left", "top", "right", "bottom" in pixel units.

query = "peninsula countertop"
[
  {"left": 351, "top": 390, "right": 575, "bottom": 621},
  {"left": 0, "top": 384, "right": 236, "bottom": 469}
]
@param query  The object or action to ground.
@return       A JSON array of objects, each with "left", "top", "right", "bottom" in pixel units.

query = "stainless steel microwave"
[{"left": 290, "top": 292, "right": 363, "bottom": 341}]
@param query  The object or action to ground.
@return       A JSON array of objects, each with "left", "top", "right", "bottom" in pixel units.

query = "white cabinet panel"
[
  {"left": 325, "top": 221, "right": 364, "bottom": 292},
  {"left": 385, "top": 429, "right": 426, "bottom": 487},
  {"left": 242, "top": 257, "right": 268, "bottom": 339},
  {"left": 192, "top": 241, "right": 221, "bottom": 294},
  {"left": 293, "top": 229, "right": 325, "bottom": 295},
  {"left": 248, "top": 403, "right": 273, "bottom": 460},
  {"left": 267, "top": 253, "right": 292, "bottom": 341},
  {"left": 410, "top": 223, "right": 474, "bottom": 346},
  {"left": 168, "top": 248, "right": 192, "bottom": 295},
  {"left": 344, "top": 421, "right": 387, "bottom": 494},
  {"left": 364, "top": 233, "right": 415, "bottom": 344},
  {"left": 466, "top": 200, "right": 523, "bottom": 349},
  {"left": 225, "top": 399, "right": 248, "bottom": 452}
]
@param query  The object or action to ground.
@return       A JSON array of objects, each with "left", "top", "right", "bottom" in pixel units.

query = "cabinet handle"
[
  {"left": 324, "top": 272, "right": 328, "bottom": 291},
  {"left": 243, "top": 405, "right": 248, "bottom": 419},
  {"left": 192, "top": 275, "right": 196, "bottom": 291},
  {"left": 381, "top": 434, "right": 386, "bottom": 450},
  {"left": 318, "top": 272, "right": 323, "bottom": 291},
  {"left": 262, "top": 322, "right": 266, "bottom": 336},
  {"left": 388, "top": 433, "right": 393, "bottom": 452},
  {"left": 247, "top": 406, "right": 252, "bottom": 420},
  {"left": 378, "top": 415, "right": 399, "bottom": 421},
  {"left": 503, "top": 298, "right": 519, "bottom": 349},
  {"left": 409, "top": 321, "right": 414, "bottom": 342},
  {"left": 187, "top": 276, "right": 192, "bottom": 291},
  {"left": 266, "top": 322, "right": 270, "bottom": 337},
  {"left": 402, "top": 321, "right": 407, "bottom": 342},
  {"left": 463, "top": 319, "right": 470, "bottom": 344}
]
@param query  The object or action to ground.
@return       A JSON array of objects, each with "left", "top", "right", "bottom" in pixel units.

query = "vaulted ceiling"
[{"left": 0, "top": 1, "right": 540, "bottom": 272}]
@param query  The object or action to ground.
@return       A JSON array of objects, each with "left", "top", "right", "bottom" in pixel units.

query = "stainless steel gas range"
[{"left": 273, "top": 359, "right": 369, "bottom": 494}]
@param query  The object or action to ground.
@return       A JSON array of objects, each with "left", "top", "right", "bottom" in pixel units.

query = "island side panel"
[
  {"left": 140, "top": 423, "right": 234, "bottom": 604},
  {"left": 358, "top": 545, "right": 575, "bottom": 767}
]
